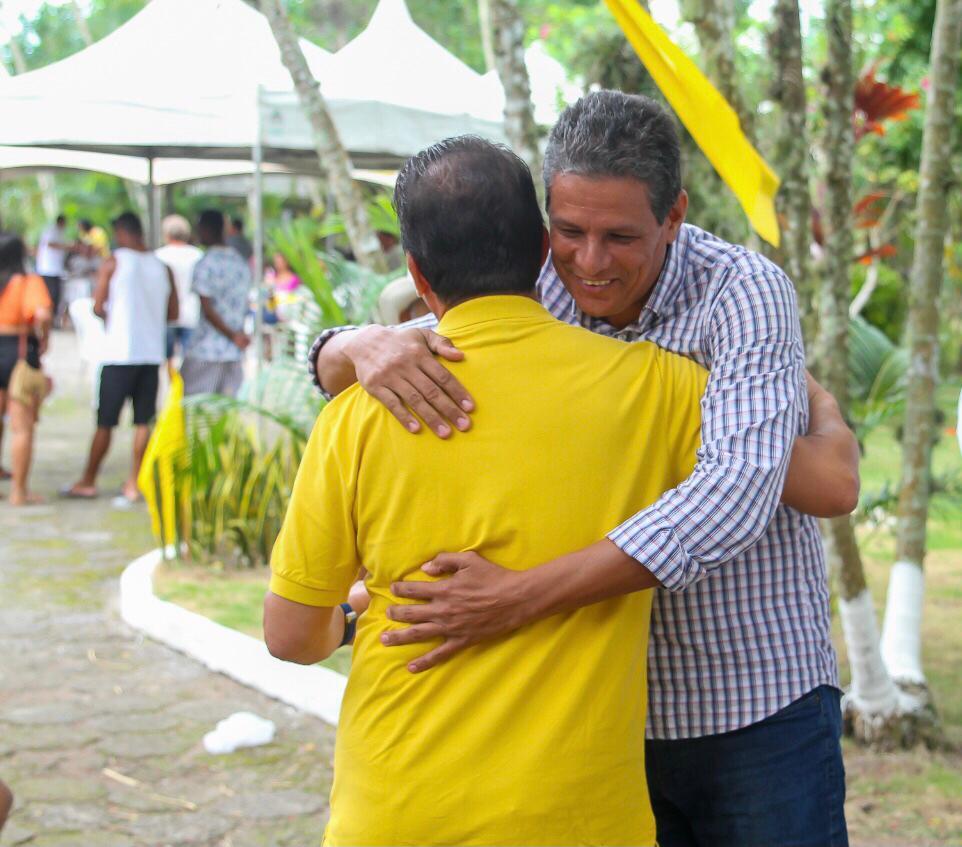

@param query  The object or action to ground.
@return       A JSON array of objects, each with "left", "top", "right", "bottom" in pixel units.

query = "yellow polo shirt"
[{"left": 270, "top": 295, "right": 706, "bottom": 846}]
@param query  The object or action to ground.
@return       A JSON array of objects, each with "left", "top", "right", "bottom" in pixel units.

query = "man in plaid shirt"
[{"left": 308, "top": 92, "right": 857, "bottom": 846}]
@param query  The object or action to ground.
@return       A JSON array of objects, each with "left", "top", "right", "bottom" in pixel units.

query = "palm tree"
[
  {"left": 769, "top": 0, "right": 814, "bottom": 345},
  {"left": 259, "top": 0, "right": 388, "bottom": 274},
  {"left": 484, "top": 0, "right": 544, "bottom": 206},
  {"left": 815, "top": 0, "right": 907, "bottom": 745},
  {"left": 879, "top": 0, "right": 962, "bottom": 739}
]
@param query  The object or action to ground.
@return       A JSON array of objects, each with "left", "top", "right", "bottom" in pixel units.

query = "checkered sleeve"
[
  {"left": 306, "top": 314, "right": 440, "bottom": 399},
  {"left": 608, "top": 262, "right": 807, "bottom": 591}
]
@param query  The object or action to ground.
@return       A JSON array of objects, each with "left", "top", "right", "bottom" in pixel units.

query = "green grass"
[{"left": 154, "top": 562, "right": 352, "bottom": 676}]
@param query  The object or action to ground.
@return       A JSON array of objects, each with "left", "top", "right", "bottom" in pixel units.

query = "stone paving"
[{"left": 1, "top": 332, "right": 336, "bottom": 847}]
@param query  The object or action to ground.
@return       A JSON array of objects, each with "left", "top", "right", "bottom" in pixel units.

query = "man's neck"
[{"left": 432, "top": 291, "right": 538, "bottom": 321}]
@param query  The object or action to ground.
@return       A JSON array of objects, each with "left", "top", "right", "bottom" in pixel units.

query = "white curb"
[{"left": 119, "top": 549, "right": 346, "bottom": 726}]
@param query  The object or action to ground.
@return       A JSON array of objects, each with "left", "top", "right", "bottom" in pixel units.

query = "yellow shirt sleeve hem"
[{"left": 269, "top": 571, "right": 345, "bottom": 607}]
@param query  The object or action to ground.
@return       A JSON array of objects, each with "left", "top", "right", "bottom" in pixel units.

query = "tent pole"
[
  {"left": 147, "top": 156, "right": 161, "bottom": 248},
  {"left": 252, "top": 86, "right": 265, "bottom": 384}
]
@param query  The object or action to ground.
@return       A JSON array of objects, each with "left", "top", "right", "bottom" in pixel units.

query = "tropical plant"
[
  {"left": 174, "top": 403, "right": 306, "bottom": 568},
  {"left": 260, "top": 0, "right": 389, "bottom": 274},
  {"left": 269, "top": 210, "right": 398, "bottom": 327},
  {"left": 848, "top": 316, "right": 908, "bottom": 439},
  {"left": 269, "top": 218, "right": 346, "bottom": 326}
]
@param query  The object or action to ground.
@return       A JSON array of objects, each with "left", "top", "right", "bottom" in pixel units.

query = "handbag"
[{"left": 8, "top": 329, "right": 51, "bottom": 406}]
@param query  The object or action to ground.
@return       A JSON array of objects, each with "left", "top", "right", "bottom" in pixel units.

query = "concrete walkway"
[{"left": 0, "top": 331, "right": 336, "bottom": 847}]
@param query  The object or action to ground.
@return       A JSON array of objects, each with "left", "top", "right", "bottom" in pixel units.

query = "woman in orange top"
[{"left": 0, "top": 232, "right": 52, "bottom": 505}]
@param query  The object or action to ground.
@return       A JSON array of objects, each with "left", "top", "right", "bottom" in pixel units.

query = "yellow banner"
[
  {"left": 138, "top": 367, "right": 188, "bottom": 550},
  {"left": 605, "top": 0, "right": 781, "bottom": 246}
]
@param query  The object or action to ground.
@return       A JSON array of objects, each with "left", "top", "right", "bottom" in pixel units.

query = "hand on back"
[{"left": 344, "top": 325, "right": 474, "bottom": 438}]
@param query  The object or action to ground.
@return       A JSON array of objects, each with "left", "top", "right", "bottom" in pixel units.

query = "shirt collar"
[
  {"left": 645, "top": 223, "right": 691, "bottom": 317},
  {"left": 563, "top": 223, "right": 693, "bottom": 333},
  {"left": 436, "top": 294, "right": 547, "bottom": 335}
]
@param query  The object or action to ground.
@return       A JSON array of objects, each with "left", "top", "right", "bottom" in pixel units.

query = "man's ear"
[
  {"left": 540, "top": 226, "right": 549, "bottom": 264},
  {"left": 666, "top": 190, "right": 689, "bottom": 243},
  {"left": 407, "top": 254, "right": 430, "bottom": 299}
]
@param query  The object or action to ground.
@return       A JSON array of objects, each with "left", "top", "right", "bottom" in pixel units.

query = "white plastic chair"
[{"left": 68, "top": 297, "right": 107, "bottom": 408}]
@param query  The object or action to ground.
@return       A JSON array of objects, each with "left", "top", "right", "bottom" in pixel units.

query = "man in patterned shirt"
[
  {"left": 309, "top": 92, "right": 857, "bottom": 846},
  {"left": 181, "top": 209, "right": 251, "bottom": 397}
]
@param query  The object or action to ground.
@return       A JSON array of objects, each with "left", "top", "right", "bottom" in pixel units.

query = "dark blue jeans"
[{"left": 646, "top": 685, "right": 848, "bottom": 847}]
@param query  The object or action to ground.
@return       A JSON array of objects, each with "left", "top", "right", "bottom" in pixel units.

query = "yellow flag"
[
  {"left": 137, "top": 367, "right": 188, "bottom": 550},
  {"left": 605, "top": 0, "right": 781, "bottom": 246}
]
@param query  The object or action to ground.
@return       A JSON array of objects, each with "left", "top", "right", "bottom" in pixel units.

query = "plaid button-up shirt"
[{"left": 309, "top": 223, "right": 838, "bottom": 739}]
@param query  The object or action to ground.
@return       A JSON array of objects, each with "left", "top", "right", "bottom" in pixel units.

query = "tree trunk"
[
  {"left": 477, "top": 0, "right": 496, "bottom": 73},
  {"left": 487, "top": 0, "right": 544, "bottom": 207},
  {"left": 70, "top": 0, "right": 94, "bottom": 46},
  {"left": 815, "top": 0, "right": 909, "bottom": 746},
  {"left": 679, "top": 0, "right": 754, "bottom": 141},
  {"left": 881, "top": 0, "right": 961, "bottom": 735},
  {"left": 815, "top": 0, "right": 854, "bottom": 399},
  {"left": 259, "top": 0, "right": 388, "bottom": 274},
  {"left": 768, "top": 0, "right": 815, "bottom": 347}
]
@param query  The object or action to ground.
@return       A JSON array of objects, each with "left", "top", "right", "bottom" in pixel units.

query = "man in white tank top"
[{"left": 62, "top": 212, "right": 178, "bottom": 503}]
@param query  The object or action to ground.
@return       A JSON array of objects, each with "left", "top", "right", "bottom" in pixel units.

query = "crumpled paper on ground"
[{"left": 203, "top": 711, "right": 276, "bottom": 755}]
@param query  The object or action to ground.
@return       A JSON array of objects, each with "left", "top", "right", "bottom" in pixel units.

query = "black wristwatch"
[{"left": 339, "top": 602, "right": 358, "bottom": 647}]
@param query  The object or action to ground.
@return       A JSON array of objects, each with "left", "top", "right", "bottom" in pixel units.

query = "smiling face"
[{"left": 547, "top": 173, "right": 687, "bottom": 329}]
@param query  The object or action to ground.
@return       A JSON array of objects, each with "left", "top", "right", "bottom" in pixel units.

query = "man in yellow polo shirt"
[{"left": 265, "top": 135, "right": 705, "bottom": 846}]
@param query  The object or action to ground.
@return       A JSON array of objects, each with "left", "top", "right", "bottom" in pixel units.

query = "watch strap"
[{"left": 339, "top": 602, "right": 358, "bottom": 647}]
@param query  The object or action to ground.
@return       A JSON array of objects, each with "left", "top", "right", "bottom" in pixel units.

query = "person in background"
[
  {"left": 181, "top": 210, "right": 250, "bottom": 397},
  {"left": 225, "top": 216, "right": 253, "bottom": 264},
  {"left": 371, "top": 273, "right": 431, "bottom": 326},
  {"left": 0, "top": 232, "right": 52, "bottom": 506},
  {"left": 35, "top": 214, "right": 71, "bottom": 322},
  {"left": 78, "top": 219, "right": 110, "bottom": 260},
  {"left": 264, "top": 251, "right": 301, "bottom": 322},
  {"left": 376, "top": 230, "right": 405, "bottom": 270},
  {"left": 155, "top": 214, "right": 203, "bottom": 365},
  {"left": 62, "top": 212, "right": 177, "bottom": 504}
]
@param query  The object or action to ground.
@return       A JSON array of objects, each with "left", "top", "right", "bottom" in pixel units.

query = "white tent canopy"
[
  {"left": 0, "top": 0, "right": 506, "bottom": 166},
  {"left": 0, "top": 146, "right": 296, "bottom": 185},
  {"left": 0, "top": 0, "right": 331, "bottom": 161},
  {"left": 321, "top": 0, "right": 501, "bottom": 120}
]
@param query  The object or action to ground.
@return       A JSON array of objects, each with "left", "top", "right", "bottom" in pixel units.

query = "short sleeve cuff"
[
  {"left": 269, "top": 571, "right": 346, "bottom": 607},
  {"left": 607, "top": 511, "right": 700, "bottom": 593},
  {"left": 307, "top": 326, "right": 359, "bottom": 399}
]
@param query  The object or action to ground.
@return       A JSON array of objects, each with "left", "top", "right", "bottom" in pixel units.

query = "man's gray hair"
[
  {"left": 543, "top": 90, "right": 682, "bottom": 223},
  {"left": 161, "top": 214, "right": 192, "bottom": 243}
]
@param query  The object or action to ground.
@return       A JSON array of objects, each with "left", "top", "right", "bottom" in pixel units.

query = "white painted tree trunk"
[
  {"left": 882, "top": 0, "right": 962, "bottom": 742},
  {"left": 813, "top": 0, "right": 916, "bottom": 745},
  {"left": 879, "top": 561, "right": 925, "bottom": 685},
  {"left": 839, "top": 589, "right": 900, "bottom": 718}
]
